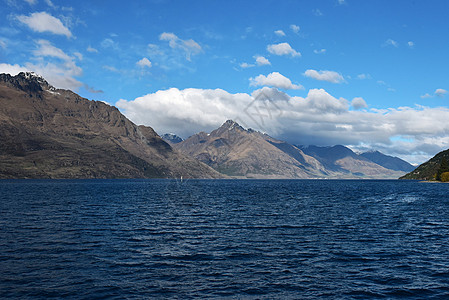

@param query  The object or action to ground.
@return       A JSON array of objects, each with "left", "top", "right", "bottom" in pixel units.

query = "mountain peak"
[
  {"left": 0, "top": 72, "right": 55, "bottom": 94},
  {"left": 220, "top": 119, "right": 245, "bottom": 131}
]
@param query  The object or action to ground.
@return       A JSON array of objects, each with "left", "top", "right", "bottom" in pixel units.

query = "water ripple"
[{"left": 1, "top": 179, "right": 449, "bottom": 298}]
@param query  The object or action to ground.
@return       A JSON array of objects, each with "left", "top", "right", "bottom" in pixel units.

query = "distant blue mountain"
[{"left": 360, "top": 150, "right": 415, "bottom": 172}]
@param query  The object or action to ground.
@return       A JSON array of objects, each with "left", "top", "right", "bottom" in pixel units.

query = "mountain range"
[
  {"left": 0, "top": 72, "right": 416, "bottom": 179},
  {"left": 172, "top": 120, "right": 414, "bottom": 179}
]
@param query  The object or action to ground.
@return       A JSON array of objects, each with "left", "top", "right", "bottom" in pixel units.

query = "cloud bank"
[{"left": 117, "top": 87, "right": 449, "bottom": 164}]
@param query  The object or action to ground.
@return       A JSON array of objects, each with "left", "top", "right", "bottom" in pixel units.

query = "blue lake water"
[{"left": 1, "top": 179, "right": 449, "bottom": 299}]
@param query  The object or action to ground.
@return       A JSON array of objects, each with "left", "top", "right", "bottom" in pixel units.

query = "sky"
[{"left": 1, "top": 0, "right": 449, "bottom": 165}]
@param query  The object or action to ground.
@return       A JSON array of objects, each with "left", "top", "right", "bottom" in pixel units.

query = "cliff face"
[{"left": 0, "top": 72, "right": 222, "bottom": 179}]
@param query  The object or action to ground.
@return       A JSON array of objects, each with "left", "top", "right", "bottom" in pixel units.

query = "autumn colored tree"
[{"left": 436, "top": 157, "right": 449, "bottom": 181}]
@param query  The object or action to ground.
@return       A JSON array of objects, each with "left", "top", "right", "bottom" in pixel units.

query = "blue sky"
[{"left": 1, "top": 0, "right": 449, "bottom": 164}]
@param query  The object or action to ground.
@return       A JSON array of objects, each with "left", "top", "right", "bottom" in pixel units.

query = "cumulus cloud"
[
  {"left": 159, "top": 32, "right": 202, "bottom": 61},
  {"left": 313, "top": 49, "right": 326, "bottom": 54},
  {"left": 240, "top": 56, "right": 271, "bottom": 69},
  {"left": 136, "top": 57, "right": 152, "bottom": 68},
  {"left": 117, "top": 87, "right": 449, "bottom": 165},
  {"left": 351, "top": 97, "right": 368, "bottom": 109},
  {"left": 408, "top": 41, "right": 414, "bottom": 48},
  {"left": 17, "top": 12, "right": 72, "bottom": 38},
  {"left": 249, "top": 72, "right": 304, "bottom": 90},
  {"left": 337, "top": 0, "right": 346, "bottom": 5},
  {"left": 274, "top": 30, "right": 286, "bottom": 37},
  {"left": 267, "top": 42, "right": 301, "bottom": 57},
  {"left": 290, "top": 24, "right": 300, "bottom": 34},
  {"left": 255, "top": 55, "right": 270, "bottom": 66},
  {"left": 421, "top": 88, "right": 447, "bottom": 99},
  {"left": 304, "top": 69, "right": 345, "bottom": 83}
]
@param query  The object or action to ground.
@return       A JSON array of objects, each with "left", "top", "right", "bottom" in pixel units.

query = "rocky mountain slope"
[
  {"left": 174, "top": 120, "right": 326, "bottom": 179},
  {"left": 175, "top": 120, "right": 409, "bottom": 179},
  {"left": 0, "top": 72, "right": 222, "bottom": 179},
  {"left": 400, "top": 149, "right": 449, "bottom": 180}
]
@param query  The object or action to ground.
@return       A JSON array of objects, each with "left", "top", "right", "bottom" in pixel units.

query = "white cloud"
[
  {"left": 33, "top": 39, "right": 72, "bottom": 61},
  {"left": 159, "top": 32, "right": 202, "bottom": 61},
  {"left": 267, "top": 42, "right": 301, "bottom": 57},
  {"left": 136, "top": 57, "right": 152, "bottom": 68},
  {"left": 313, "top": 49, "right": 326, "bottom": 54},
  {"left": 337, "top": 0, "right": 346, "bottom": 5},
  {"left": 249, "top": 72, "right": 304, "bottom": 90},
  {"left": 304, "top": 69, "right": 345, "bottom": 83},
  {"left": 274, "top": 30, "right": 286, "bottom": 37},
  {"left": 290, "top": 24, "right": 300, "bottom": 34},
  {"left": 351, "top": 97, "right": 368, "bottom": 109},
  {"left": 421, "top": 88, "right": 448, "bottom": 99},
  {"left": 0, "top": 40, "right": 6, "bottom": 49},
  {"left": 0, "top": 63, "right": 30, "bottom": 75},
  {"left": 17, "top": 12, "right": 72, "bottom": 38},
  {"left": 24, "top": 0, "right": 37, "bottom": 4},
  {"left": 255, "top": 55, "right": 271, "bottom": 66},
  {"left": 87, "top": 46, "right": 98, "bottom": 53},
  {"left": 117, "top": 87, "right": 449, "bottom": 165},
  {"left": 435, "top": 88, "right": 447, "bottom": 97},
  {"left": 0, "top": 40, "right": 82, "bottom": 90},
  {"left": 383, "top": 38, "right": 398, "bottom": 47},
  {"left": 0, "top": 61, "right": 82, "bottom": 91},
  {"left": 240, "top": 62, "right": 254, "bottom": 68},
  {"left": 408, "top": 41, "right": 414, "bottom": 48},
  {"left": 240, "top": 56, "right": 271, "bottom": 68}
]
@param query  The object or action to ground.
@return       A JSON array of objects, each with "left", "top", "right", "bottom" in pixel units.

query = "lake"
[{"left": 1, "top": 179, "right": 449, "bottom": 299}]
